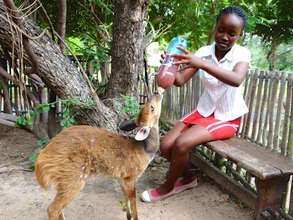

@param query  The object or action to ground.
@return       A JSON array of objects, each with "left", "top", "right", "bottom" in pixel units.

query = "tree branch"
[
  {"left": 0, "top": 0, "right": 119, "bottom": 130},
  {"left": 57, "top": 0, "right": 66, "bottom": 52},
  {"left": 0, "top": 65, "right": 13, "bottom": 80},
  {"left": 3, "top": 0, "right": 39, "bottom": 75}
]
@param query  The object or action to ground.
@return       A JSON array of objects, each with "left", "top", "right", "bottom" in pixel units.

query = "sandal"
[
  {"left": 173, "top": 177, "right": 198, "bottom": 193},
  {"left": 140, "top": 177, "right": 198, "bottom": 203},
  {"left": 140, "top": 187, "right": 178, "bottom": 203}
]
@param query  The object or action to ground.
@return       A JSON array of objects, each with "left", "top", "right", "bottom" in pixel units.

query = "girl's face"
[{"left": 214, "top": 14, "right": 243, "bottom": 52}]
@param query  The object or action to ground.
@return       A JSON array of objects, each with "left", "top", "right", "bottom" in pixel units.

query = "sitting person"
[{"left": 141, "top": 6, "right": 251, "bottom": 202}]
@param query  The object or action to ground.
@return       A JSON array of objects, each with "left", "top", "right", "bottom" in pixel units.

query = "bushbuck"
[{"left": 35, "top": 92, "right": 163, "bottom": 220}]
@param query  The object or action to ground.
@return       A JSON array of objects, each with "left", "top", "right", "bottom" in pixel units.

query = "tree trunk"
[
  {"left": 0, "top": 58, "right": 12, "bottom": 114},
  {"left": 57, "top": 0, "right": 67, "bottom": 53},
  {"left": 0, "top": 76, "right": 12, "bottom": 114},
  {"left": 267, "top": 39, "right": 278, "bottom": 71},
  {"left": 106, "top": 0, "right": 148, "bottom": 99},
  {"left": 207, "top": 0, "right": 217, "bottom": 44},
  {"left": 0, "top": 0, "right": 118, "bottom": 131},
  {"left": 47, "top": 0, "right": 67, "bottom": 137}
]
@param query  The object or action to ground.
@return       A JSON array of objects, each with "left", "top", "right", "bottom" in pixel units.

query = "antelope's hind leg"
[{"left": 47, "top": 181, "right": 85, "bottom": 220}]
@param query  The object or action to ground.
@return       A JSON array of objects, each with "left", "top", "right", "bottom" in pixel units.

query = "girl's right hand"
[{"left": 172, "top": 47, "right": 204, "bottom": 71}]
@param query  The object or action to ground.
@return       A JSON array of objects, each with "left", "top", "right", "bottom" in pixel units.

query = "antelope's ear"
[
  {"left": 119, "top": 119, "right": 137, "bottom": 131},
  {"left": 135, "top": 126, "right": 151, "bottom": 141}
]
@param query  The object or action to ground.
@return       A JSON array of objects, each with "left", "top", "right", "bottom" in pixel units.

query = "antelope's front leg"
[
  {"left": 121, "top": 178, "right": 138, "bottom": 220},
  {"left": 129, "top": 186, "right": 138, "bottom": 220}
]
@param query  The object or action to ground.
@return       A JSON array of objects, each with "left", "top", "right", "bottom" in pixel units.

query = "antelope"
[{"left": 35, "top": 91, "right": 163, "bottom": 220}]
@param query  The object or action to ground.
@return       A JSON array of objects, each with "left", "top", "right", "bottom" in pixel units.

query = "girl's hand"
[
  {"left": 172, "top": 47, "right": 204, "bottom": 71},
  {"left": 160, "top": 51, "right": 166, "bottom": 63}
]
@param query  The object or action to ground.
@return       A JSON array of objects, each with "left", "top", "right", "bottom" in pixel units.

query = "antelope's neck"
[{"left": 143, "top": 126, "right": 160, "bottom": 158}]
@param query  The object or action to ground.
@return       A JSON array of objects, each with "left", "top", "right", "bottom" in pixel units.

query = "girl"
[{"left": 141, "top": 6, "right": 251, "bottom": 202}]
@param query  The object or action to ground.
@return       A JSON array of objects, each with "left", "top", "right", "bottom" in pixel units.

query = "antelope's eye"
[{"left": 150, "top": 105, "right": 155, "bottom": 112}]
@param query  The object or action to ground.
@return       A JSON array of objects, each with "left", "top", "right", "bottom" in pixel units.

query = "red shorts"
[{"left": 180, "top": 111, "right": 240, "bottom": 140}]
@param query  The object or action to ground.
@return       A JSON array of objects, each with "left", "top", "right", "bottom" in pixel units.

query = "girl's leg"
[
  {"left": 157, "top": 125, "right": 214, "bottom": 194},
  {"left": 160, "top": 121, "right": 187, "bottom": 161},
  {"left": 180, "top": 160, "right": 200, "bottom": 183}
]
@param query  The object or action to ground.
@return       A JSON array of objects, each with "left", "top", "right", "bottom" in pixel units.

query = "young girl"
[{"left": 141, "top": 6, "right": 251, "bottom": 202}]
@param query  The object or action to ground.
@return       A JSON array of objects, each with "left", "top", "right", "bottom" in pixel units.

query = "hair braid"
[{"left": 216, "top": 6, "right": 246, "bottom": 30}]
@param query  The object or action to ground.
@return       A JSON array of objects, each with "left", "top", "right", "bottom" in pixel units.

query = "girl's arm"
[
  {"left": 173, "top": 66, "right": 198, "bottom": 86},
  {"left": 200, "top": 60, "right": 249, "bottom": 87},
  {"left": 173, "top": 47, "right": 249, "bottom": 87},
  {"left": 160, "top": 50, "right": 198, "bottom": 87},
  {"left": 172, "top": 48, "right": 199, "bottom": 86}
]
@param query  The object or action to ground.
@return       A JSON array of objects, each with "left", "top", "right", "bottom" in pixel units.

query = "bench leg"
[{"left": 255, "top": 175, "right": 289, "bottom": 220}]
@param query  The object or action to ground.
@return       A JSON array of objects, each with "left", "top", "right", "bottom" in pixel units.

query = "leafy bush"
[
  {"left": 113, "top": 95, "right": 139, "bottom": 119},
  {"left": 16, "top": 97, "right": 95, "bottom": 164}
]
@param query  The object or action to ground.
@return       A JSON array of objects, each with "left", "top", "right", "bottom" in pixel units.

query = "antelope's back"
[{"left": 35, "top": 125, "right": 149, "bottom": 188}]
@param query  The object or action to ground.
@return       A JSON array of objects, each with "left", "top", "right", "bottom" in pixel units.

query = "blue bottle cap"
[{"left": 166, "top": 36, "right": 187, "bottom": 55}]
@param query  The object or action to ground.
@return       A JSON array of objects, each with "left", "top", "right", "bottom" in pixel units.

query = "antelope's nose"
[
  {"left": 153, "top": 92, "right": 163, "bottom": 100},
  {"left": 156, "top": 87, "right": 165, "bottom": 97}
]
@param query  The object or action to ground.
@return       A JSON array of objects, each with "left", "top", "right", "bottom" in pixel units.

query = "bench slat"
[
  {"left": 226, "top": 138, "right": 293, "bottom": 175},
  {"left": 205, "top": 138, "right": 293, "bottom": 179}
]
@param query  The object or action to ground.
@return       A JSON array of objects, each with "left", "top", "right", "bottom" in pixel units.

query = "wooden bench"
[
  {"left": 191, "top": 138, "right": 293, "bottom": 220},
  {"left": 190, "top": 71, "right": 293, "bottom": 220}
]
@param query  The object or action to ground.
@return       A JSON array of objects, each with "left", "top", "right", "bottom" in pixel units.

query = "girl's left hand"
[{"left": 172, "top": 47, "right": 204, "bottom": 71}]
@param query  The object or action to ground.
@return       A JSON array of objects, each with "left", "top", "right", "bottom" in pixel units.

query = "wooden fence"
[
  {"left": 0, "top": 59, "right": 150, "bottom": 115},
  {"left": 0, "top": 64, "right": 291, "bottom": 156},
  {"left": 0, "top": 61, "right": 291, "bottom": 157}
]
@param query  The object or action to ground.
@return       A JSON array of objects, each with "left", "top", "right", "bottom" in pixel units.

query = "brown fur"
[
  {"left": 35, "top": 94, "right": 162, "bottom": 220},
  {"left": 36, "top": 126, "right": 149, "bottom": 187}
]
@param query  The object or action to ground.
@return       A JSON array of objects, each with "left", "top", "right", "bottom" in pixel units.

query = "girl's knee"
[
  {"left": 159, "top": 138, "right": 171, "bottom": 156},
  {"left": 174, "top": 138, "right": 192, "bottom": 155}
]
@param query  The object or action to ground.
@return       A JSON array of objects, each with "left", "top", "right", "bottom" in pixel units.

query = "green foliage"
[
  {"left": 16, "top": 97, "right": 95, "bottom": 129},
  {"left": 16, "top": 0, "right": 292, "bottom": 77},
  {"left": 64, "top": 32, "right": 111, "bottom": 94},
  {"left": 37, "top": 138, "right": 49, "bottom": 148},
  {"left": 28, "top": 138, "right": 49, "bottom": 164},
  {"left": 16, "top": 112, "right": 33, "bottom": 126},
  {"left": 60, "top": 107, "right": 75, "bottom": 129},
  {"left": 242, "top": 0, "right": 293, "bottom": 44},
  {"left": 113, "top": 95, "right": 139, "bottom": 119},
  {"left": 28, "top": 153, "right": 38, "bottom": 164},
  {"left": 240, "top": 0, "right": 292, "bottom": 70},
  {"left": 95, "top": 82, "right": 108, "bottom": 97},
  {"left": 39, "top": 0, "right": 113, "bottom": 37},
  {"left": 148, "top": 1, "right": 208, "bottom": 50},
  {"left": 59, "top": 97, "right": 95, "bottom": 129},
  {"left": 148, "top": 0, "right": 236, "bottom": 50},
  {"left": 147, "top": 0, "right": 292, "bottom": 71},
  {"left": 66, "top": 35, "right": 110, "bottom": 66},
  {"left": 18, "top": 98, "right": 95, "bottom": 165},
  {"left": 246, "top": 35, "right": 269, "bottom": 70},
  {"left": 119, "top": 200, "right": 128, "bottom": 212},
  {"left": 38, "top": 0, "right": 113, "bottom": 81},
  {"left": 16, "top": 103, "right": 51, "bottom": 126},
  {"left": 276, "top": 43, "right": 293, "bottom": 72},
  {"left": 246, "top": 35, "right": 293, "bottom": 72}
]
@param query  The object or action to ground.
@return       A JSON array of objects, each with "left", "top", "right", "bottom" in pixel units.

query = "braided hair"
[{"left": 216, "top": 6, "right": 246, "bottom": 30}]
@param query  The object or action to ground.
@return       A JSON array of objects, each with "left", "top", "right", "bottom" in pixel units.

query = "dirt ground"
[{"left": 0, "top": 125, "right": 254, "bottom": 220}]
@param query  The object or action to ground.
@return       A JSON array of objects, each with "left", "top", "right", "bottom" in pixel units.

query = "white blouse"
[{"left": 195, "top": 43, "right": 251, "bottom": 121}]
